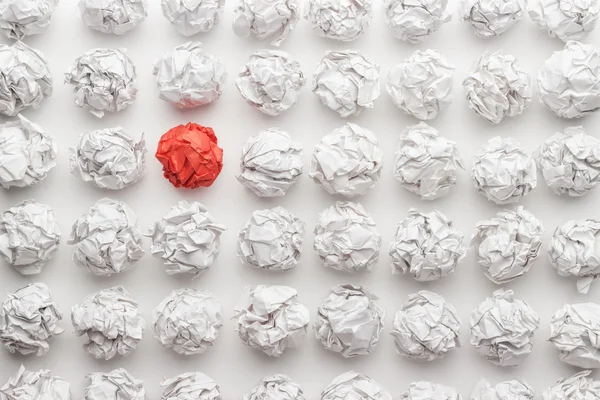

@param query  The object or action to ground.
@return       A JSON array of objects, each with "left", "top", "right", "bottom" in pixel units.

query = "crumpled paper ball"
[
  {"left": 460, "top": 0, "right": 525, "bottom": 38},
  {"left": 308, "top": 0, "right": 373, "bottom": 41},
  {"left": 315, "top": 284, "right": 385, "bottom": 357},
  {"left": 470, "top": 289, "right": 540, "bottom": 367},
  {"left": 549, "top": 302, "right": 600, "bottom": 368},
  {"left": 153, "top": 288, "right": 222, "bottom": 355},
  {"left": 314, "top": 202, "right": 381, "bottom": 273},
  {"left": 161, "top": 372, "right": 220, "bottom": 400},
  {"left": 322, "top": 371, "right": 391, "bottom": 400},
  {"left": 1, "top": 366, "right": 71, "bottom": 400},
  {"left": 237, "top": 128, "right": 303, "bottom": 197},
  {"left": 0, "top": 200, "right": 61, "bottom": 275},
  {"left": 384, "top": 0, "right": 452, "bottom": 43},
  {"left": 0, "top": 283, "right": 63, "bottom": 356},
  {"left": 471, "top": 207, "right": 544, "bottom": 284},
  {"left": 391, "top": 291, "right": 460, "bottom": 361},
  {"left": 313, "top": 51, "right": 380, "bottom": 118},
  {"left": 238, "top": 207, "right": 305, "bottom": 271},
  {"left": 542, "top": 371, "right": 600, "bottom": 400},
  {"left": 400, "top": 381, "right": 462, "bottom": 400},
  {"left": 386, "top": 49, "right": 454, "bottom": 121},
  {"left": 463, "top": 51, "right": 531, "bottom": 124},
  {"left": 390, "top": 209, "right": 466, "bottom": 281},
  {"left": 471, "top": 379, "right": 534, "bottom": 400},
  {"left": 68, "top": 198, "right": 144, "bottom": 276},
  {"left": 161, "top": 0, "right": 224, "bottom": 35},
  {"left": 236, "top": 50, "right": 305, "bottom": 116},
  {"left": 472, "top": 136, "right": 537, "bottom": 204},
  {"left": 394, "top": 122, "right": 463, "bottom": 200},
  {"left": 528, "top": 0, "right": 599, "bottom": 42},
  {"left": 146, "top": 201, "right": 225, "bottom": 277},
  {"left": 244, "top": 375, "right": 304, "bottom": 400},
  {"left": 85, "top": 368, "right": 144, "bottom": 400},
  {"left": 153, "top": 41, "right": 226, "bottom": 109},
  {"left": 70, "top": 127, "right": 146, "bottom": 190},
  {"left": 233, "top": 0, "right": 300, "bottom": 46},
  {"left": 548, "top": 219, "right": 600, "bottom": 294},
  {"left": 310, "top": 123, "right": 383, "bottom": 198},
  {"left": 156, "top": 123, "right": 223, "bottom": 189},
  {"left": 233, "top": 285, "right": 310, "bottom": 357},
  {"left": 78, "top": 0, "right": 147, "bottom": 34},
  {"left": 536, "top": 126, "right": 600, "bottom": 196},
  {"left": 0, "top": 0, "right": 58, "bottom": 40},
  {"left": 71, "top": 286, "right": 146, "bottom": 360},
  {"left": 538, "top": 41, "right": 600, "bottom": 119}
]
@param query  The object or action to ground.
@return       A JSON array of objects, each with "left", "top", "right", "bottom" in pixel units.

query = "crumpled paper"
[
  {"left": 472, "top": 137, "right": 537, "bottom": 204},
  {"left": 153, "top": 288, "right": 222, "bottom": 355},
  {"left": 71, "top": 285, "right": 146, "bottom": 360},
  {"left": 0, "top": 283, "right": 63, "bottom": 356},
  {"left": 308, "top": 0, "right": 373, "bottom": 41},
  {"left": 153, "top": 41, "right": 226, "bottom": 109},
  {"left": 244, "top": 375, "right": 304, "bottom": 400},
  {"left": 238, "top": 207, "right": 305, "bottom": 271},
  {"left": 237, "top": 128, "right": 303, "bottom": 197},
  {"left": 233, "top": 0, "right": 300, "bottom": 46},
  {"left": 0, "top": 366, "right": 71, "bottom": 400},
  {"left": 0, "top": 0, "right": 58, "bottom": 39},
  {"left": 548, "top": 219, "right": 600, "bottom": 293},
  {"left": 538, "top": 41, "right": 600, "bottom": 119},
  {"left": 536, "top": 126, "right": 600, "bottom": 196},
  {"left": 549, "top": 302, "right": 600, "bottom": 368},
  {"left": 85, "top": 369, "right": 144, "bottom": 400},
  {"left": 70, "top": 127, "right": 146, "bottom": 190},
  {"left": 161, "top": 0, "right": 224, "bottom": 35},
  {"left": 386, "top": 49, "right": 454, "bottom": 120},
  {"left": 399, "top": 381, "right": 461, "bottom": 400},
  {"left": 313, "top": 51, "right": 380, "bottom": 118},
  {"left": 65, "top": 48, "right": 137, "bottom": 118},
  {"left": 78, "top": 0, "right": 147, "bottom": 34},
  {"left": 471, "top": 379, "right": 534, "bottom": 400},
  {"left": 0, "top": 200, "right": 61, "bottom": 275},
  {"left": 528, "top": 0, "right": 599, "bottom": 42},
  {"left": 394, "top": 122, "right": 463, "bottom": 200},
  {"left": 314, "top": 202, "right": 381, "bottom": 273},
  {"left": 391, "top": 291, "right": 460, "bottom": 361},
  {"left": 463, "top": 51, "right": 531, "bottom": 124},
  {"left": 161, "top": 372, "right": 220, "bottom": 400},
  {"left": 460, "top": 0, "right": 525, "bottom": 38},
  {"left": 236, "top": 50, "right": 305, "bottom": 116},
  {"left": 233, "top": 285, "right": 309, "bottom": 357},
  {"left": 69, "top": 198, "right": 144, "bottom": 276},
  {"left": 471, "top": 207, "right": 544, "bottom": 284},
  {"left": 470, "top": 288, "right": 540, "bottom": 367},
  {"left": 542, "top": 371, "right": 600, "bottom": 400},
  {"left": 384, "top": 0, "right": 452, "bottom": 43},
  {"left": 390, "top": 209, "right": 466, "bottom": 281},
  {"left": 146, "top": 201, "right": 225, "bottom": 277},
  {"left": 321, "top": 371, "right": 391, "bottom": 400},
  {"left": 315, "top": 284, "right": 385, "bottom": 357},
  {"left": 310, "top": 123, "right": 383, "bottom": 198}
]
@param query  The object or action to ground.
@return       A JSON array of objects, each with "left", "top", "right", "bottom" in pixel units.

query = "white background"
[{"left": 0, "top": 0, "right": 599, "bottom": 398}]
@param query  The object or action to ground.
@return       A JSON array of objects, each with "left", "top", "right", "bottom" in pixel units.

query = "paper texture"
[
  {"left": 161, "top": 372, "right": 220, "bottom": 400},
  {"left": 400, "top": 381, "right": 461, "bottom": 400},
  {"left": 162, "top": 0, "right": 224, "bottom": 35},
  {"left": 321, "top": 371, "right": 391, "bottom": 400},
  {"left": 0, "top": 0, "right": 58, "bottom": 39},
  {"left": 384, "top": 0, "right": 451, "bottom": 43},
  {"left": 308, "top": 0, "right": 373, "bottom": 41},
  {"left": 528, "top": 0, "right": 599, "bottom": 42},
  {"left": 542, "top": 371, "right": 600, "bottom": 400},
  {"left": 233, "top": 0, "right": 300, "bottom": 46},
  {"left": 1, "top": 366, "right": 71, "bottom": 400},
  {"left": 85, "top": 369, "right": 145, "bottom": 400},
  {"left": 460, "top": 0, "right": 525, "bottom": 38},
  {"left": 78, "top": 0, "right": 147, "bottom": 34},
  {"left": 244, "top": 375, "right": 304, "bottom": 400},
  {"left": 471, "top": 379, "right": 534, "bottom": 400}
]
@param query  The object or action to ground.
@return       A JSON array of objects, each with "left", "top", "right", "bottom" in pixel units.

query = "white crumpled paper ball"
[
  {"left": 528, "top": 0, "right": 599, "bottom": 42},
  {"left": 146, "top": 201, "right": 225, "bottom": 277},
  {"left": 308, "top": 0, "right": 373, "bottom": 41},
  {"left": 153, "top": 41, "right": 226, "bottom": 109},
  {"left": 65, "top": 48, "right": 137, "bottom": 118},
  {"left": 162, "top": 0, "right": 224, "bottom": 36},
  {"left": 549, "top": 303, "right": 600, "bottom": 368},
  {"left": 471, "top": 207, "right": 544, "bottom": 284},
  {"left": 244, "top": 375, "right": 304, "bottom": 400},
  {"left": 460, "top": 0, "right": 525, "bottom": 38},
  {"left": 384, "top": 0, "right": 452, "bottom": 43},
  {"left": 391, "top": 291, "right": 460, "bottom": 361},
  {"left": 1, "top": 366, "right": 71, "bottom": 400},
  {"left": 69, "top": 198, "right": 144, "bottom": 276},
  {"left": 85, "top": 368, "right": 144, "bottom": 400},
  {"left": 321, "top": 371, "right": 391, "bottom": 400},
  {"left": 542, "top": 371, "right": 600, "bottom": 399},
  {"left": 233, "top": 285, "right": 309, "bottom": 357},
  {"left": 394, "top": 122, "right": 463, "bottom": 200},
  {"left": 161, "top": 372, "right": 220, "bottom": 400},
  {"left": 400, "top": 381, "right": 462, "bottom": 400},
  {"left": 463, "top": 51, "right": 531, "bottom": 124},
  {"left": 390, "top": 209, "right": 466, "bottom": 281},
  {"left": 472, "top": 137, "right": 537, "bottom": 204},
  {"left": 0, "top": 283, "right": 63, "bottom": 356},
  {"left": 78, "top": 0, "right": 147, "bottom": 34},
  {"left": 538, "top": 41, "right": 600, "bottom": 119},
  {"left": 237, "top": 128, "right": 303, "bottom": 197},
  {"left": 315, "top": 284, "right": 385, "bottom": 357},
  {"left": 153, "top": 288, "right": 222, "bottom": 355},
  {"left": 387, "top": 49, "right": 454, "bottom": 121},
  {"left": 70, "top": 127, "right": 146, "bottom": 190},
  {"left": 238, "top": 207, "right": 304, "bottom": 271},
  {"left": 0, "top": 0, "right": 58, "bottom": 40},
  {"left": 470, "top": 289, "right": 540, "bottom": 367},
  {"left": 471, "top": 379, "right": 534, "bottom": 400},
  {"left": 313, "top": 51, "right": 380, "bottom": 118},
  {"left": 71, "top": 286, "right": 146, "bottom": 360},
  {"left": 233, "top": 0, "right": 300, "bottom": 46},
  {"left": 0, "top": 200, "right": 61, "bottom": 275},
  {"left": 310, "top": 123, "right": 383, "bottom": 198}
]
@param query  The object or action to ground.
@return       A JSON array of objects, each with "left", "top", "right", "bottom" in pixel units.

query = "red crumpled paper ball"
[{"left": 156, "top": 123, "right": 223, "bottom": 188}]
